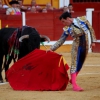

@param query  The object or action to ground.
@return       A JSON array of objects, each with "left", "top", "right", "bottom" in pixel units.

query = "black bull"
[{"left": 0, "top": 26, "right": 50, "bottom": 83}]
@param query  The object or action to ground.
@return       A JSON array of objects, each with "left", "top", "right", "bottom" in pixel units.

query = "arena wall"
[{"left": 0, "top": 11, "right": 100, "bottom": 52}]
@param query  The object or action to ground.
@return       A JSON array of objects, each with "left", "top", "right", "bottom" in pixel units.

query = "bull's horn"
[
  {"left": 19, "top": 35, "right": 29, "bottom": 42},
  {"left": 40, "top": 35, "right": 50, "bottom": 43}
]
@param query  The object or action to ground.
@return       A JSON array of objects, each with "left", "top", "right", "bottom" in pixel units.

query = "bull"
[{"left": 0, "top": 26, "right": 50, "bottom": 83}]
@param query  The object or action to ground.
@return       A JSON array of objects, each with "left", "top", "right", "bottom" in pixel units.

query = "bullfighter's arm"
[
  {"left": 79, "top": 16, "right": 96, "bottom": 42},
  {"left": 50, "top": 32, "right": 68, "bottom": 51},
  {"left": 85, "top": 20, "right": 96, "bottom": 42}
]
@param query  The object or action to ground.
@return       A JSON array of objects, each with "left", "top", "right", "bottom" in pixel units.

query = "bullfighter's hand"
[
  {"left": 46, "top": 49, "right": 53, "bottom": 53},
  {"left": 90, "top": 42, "right": 95, "bottom": 48}
]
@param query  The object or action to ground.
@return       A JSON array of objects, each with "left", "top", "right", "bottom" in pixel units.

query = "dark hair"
[
  {"left": 59, "top": 12, "right": 71, "bottom": 20},
  {"left": 9, "top": 1, "right": 19, "bottom": 5},
  {"left": 68, "top": 3, "right": 72, "bottom": 7}
]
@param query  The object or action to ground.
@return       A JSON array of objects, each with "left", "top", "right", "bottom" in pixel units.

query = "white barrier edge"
[
  {"left": 22, "top": 12, "right": 26, "bottom": 26},
  {"left": 86, "top": 8, "right": 94, "bottom": 53},
  {"left": 41, "top": 40, "right": 100, "bottom": 45},
  {"left": 41, "top": 40, "right": 72, "bottom": 45}
]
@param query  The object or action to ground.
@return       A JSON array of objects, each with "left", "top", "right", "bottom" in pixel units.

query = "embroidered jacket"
[{"left": 50, "top": 16, "right": 96, "bottom": 51}]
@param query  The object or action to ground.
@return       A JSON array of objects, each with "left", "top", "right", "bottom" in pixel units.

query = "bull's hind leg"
[
  {"left": 0, "top": 53, "right": 3, "bottom": 83},
  {"left": 3, "top": 55, "right": 13, "bottom": 82},
  {"left": 0, "top": 71, "right": 3, "bottom": 83}
]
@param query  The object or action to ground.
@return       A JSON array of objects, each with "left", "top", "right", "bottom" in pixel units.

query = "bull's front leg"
[{"left": 3, "top": 55, "right": 13, "bottom": 82}]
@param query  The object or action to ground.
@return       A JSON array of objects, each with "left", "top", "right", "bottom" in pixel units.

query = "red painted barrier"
[
  {"left": 92, "top": 11, "right": 100, "bottom": 40},
  {"left": 0, "top": 11, "right": 100, "bottom": 52},
  {"left": 0, "top": 14, "right": 22, "bottom": 28},
  {"left": 92, "top": 42, "right": 100, "bottom": 53},
  {"left": 70, "top": 0, "right": 100, "bottom": 12},
  {"left": 26, "top": 12, "right": 54, "bottom": 40}
]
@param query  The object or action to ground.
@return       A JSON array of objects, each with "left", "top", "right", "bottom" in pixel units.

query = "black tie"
[{"left": 72, "top": 23, "right": 80, "bottom": 29}]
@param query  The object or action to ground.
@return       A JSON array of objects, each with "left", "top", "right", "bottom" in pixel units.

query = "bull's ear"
[
  {"left": 19, "top": 35, "right": 29, "bottom": 42},
  {"left": 40, "top": 35, "right": 50, "bottom": 43}
]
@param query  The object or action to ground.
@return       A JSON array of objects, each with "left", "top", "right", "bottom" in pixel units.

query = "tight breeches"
[{"left": 70, "top": 34, "right": 89, "bottom": 74}]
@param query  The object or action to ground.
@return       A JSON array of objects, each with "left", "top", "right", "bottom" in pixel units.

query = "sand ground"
[{"left": 0, "top": 52, "right": 100, "bottom": 100}]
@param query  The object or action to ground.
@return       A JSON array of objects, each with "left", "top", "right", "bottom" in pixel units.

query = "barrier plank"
[
  {"left": 0, "top": 12, "right": 100, "bottom": 52},
  {"left": 0, "top": 15, "right": 22, "bottom": 28}
]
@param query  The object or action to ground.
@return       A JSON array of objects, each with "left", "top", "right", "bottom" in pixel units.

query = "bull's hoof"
[{"left": 0, "top": 80, "right": 3, "bottom": 83}]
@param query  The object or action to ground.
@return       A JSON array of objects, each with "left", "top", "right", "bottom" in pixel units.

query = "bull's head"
[{"left": 18, "top": 34, "right": 50, "bottom": 59}]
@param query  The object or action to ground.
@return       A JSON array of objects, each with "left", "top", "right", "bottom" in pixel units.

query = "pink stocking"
[{"left": 71, "top": 73, "right": 83, "bottom": 91}]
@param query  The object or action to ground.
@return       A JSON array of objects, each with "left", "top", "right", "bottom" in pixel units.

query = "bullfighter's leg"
[{"left": 70, "top": 34, "right": 88, "bottom": 91}]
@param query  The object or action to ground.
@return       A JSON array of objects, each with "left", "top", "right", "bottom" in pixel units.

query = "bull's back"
[
  {"left": 0, "top": 28, "right": 16, "bottom": 43},
  {"left": 0, "top": 28, "right": 16, "bottom": 52}
]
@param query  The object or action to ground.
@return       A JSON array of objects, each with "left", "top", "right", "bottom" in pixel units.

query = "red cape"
[{"left": 6, "top": 49, "right": 69, "bottom": 91}]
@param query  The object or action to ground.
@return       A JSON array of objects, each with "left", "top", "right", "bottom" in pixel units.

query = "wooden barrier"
[
  {"left": 0, "top": 11, "right": 100, "bottom": 52},
  {"left": 0, "top": 8, "right": 6, "bottom": 14},
  {"left": 26, "top": 12, "right": 73, "bottom": 40},
  {"left": 26, "top": 12, "right": 54, "bottom": 40},
  {"left": 92, "top": 42, "right": 100, "bottom": 53},
  {"left": 93, "top": 11, "right": 100, "bottom": 40},
  {"left": 71, "top": 2, "right": 100, "bottom": 12},
  {"left": 0, "top": 14, "right": 22, "bottom": 28}
]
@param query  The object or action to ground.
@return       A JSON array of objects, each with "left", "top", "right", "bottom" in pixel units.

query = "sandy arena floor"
[{"left": 0, "top": 52, "right": 100, "bottom": 100}]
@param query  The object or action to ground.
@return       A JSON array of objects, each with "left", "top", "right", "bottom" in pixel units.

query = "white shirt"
[
  {"left": 73, "top": 18, "right": 80, "bottom": 28},
  {"left": 6, "top": 7, "right": 21, "bottom": 15}
]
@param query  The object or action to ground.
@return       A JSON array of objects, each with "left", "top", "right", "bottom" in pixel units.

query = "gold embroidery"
[
  {"left": 78, "top": 16, "right": 87, "bottom": 22},
  {"left": 71, "top": 25, "right": 83, "bottom": 37},
  {"left": 63, "top": 26, "right": 68, "bottom": 31},
  {"left": 70, "top": 37, "right": 79, "bottom": 73},
  {"left": 77, "top": 16, "right": 96, "bottom": 42}
]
